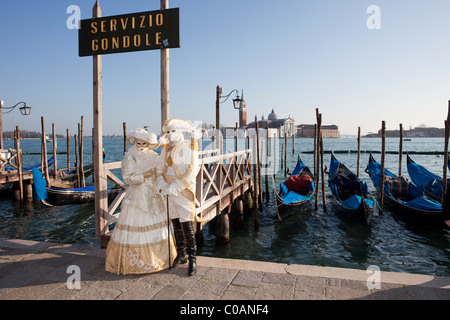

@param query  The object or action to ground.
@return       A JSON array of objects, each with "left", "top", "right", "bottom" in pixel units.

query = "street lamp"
[
  {"left": 0, "top": 100, "right": 32, "bottom": 149},
  {"left": 1, "top": 101, "right": 32, "bottom": 115},
  {"left": 219, "top": 89, "right": 242, "bottom": 109},
  {"left": 215, "top": 86, "right": 243, "bottom": 153}
]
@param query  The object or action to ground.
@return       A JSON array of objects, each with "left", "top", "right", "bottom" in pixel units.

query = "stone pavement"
[{"left": 0, "top": 238, "right": 449, "bottom": 303}]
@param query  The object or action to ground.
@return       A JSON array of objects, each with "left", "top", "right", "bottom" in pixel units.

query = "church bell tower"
[{"left": 239, "top": 91, "right": 247, "bottom": 128}]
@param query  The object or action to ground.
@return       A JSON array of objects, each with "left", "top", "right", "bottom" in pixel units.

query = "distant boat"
[
  {"left": 327, "top": 153, "right": 375, "bottom": 225},
  {"left": 272, "top": 156, "right": 315, "bottom": 221}
]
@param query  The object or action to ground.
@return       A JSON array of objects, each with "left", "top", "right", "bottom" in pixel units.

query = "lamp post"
[
  {"left": 215, "top": 86, "right": 242, "bottom": 153},
  {"left": 0, "top": 101, "right": 32, "bottom": 149}
]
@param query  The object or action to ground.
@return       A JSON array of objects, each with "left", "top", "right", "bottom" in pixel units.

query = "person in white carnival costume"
[
  {"left": 157, "top": 119, "right": 201, "bottom": 276},
  {"left": 105, "top": 128, "right": 177, "bottom": 275}
]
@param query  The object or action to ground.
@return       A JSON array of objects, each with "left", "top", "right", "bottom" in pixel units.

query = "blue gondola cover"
[{"left": 32, "top": 167, "right": 48, "bottom": 200}]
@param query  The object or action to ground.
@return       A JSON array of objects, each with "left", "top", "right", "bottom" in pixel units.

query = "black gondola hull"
[
  {"left": 46, "top": 187, "right": 120, "bottom": 205},
  {"left": 329, "top": 194, "right": 375, "bottom": 225},
  {"left": 275, "top": 193, "right": 312, "bottom": 221}
]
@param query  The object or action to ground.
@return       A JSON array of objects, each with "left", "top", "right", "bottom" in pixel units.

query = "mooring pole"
[
  {"left": 398, "top": 123, "right": 403, "bottom": 176},
  {"left": 442, "top": 101, "right": 450, "bottom": 204},
  {"left": 379, "top": 121, "right": 386, "bottom": 212},
  {"left": 357, "top": 127, "right": 361, "bottom": 177},
  {"left": 92, "top": 1, "right": 108, "bottom": 244}
]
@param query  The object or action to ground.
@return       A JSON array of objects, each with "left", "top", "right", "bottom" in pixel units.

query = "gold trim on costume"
[{"left": 114, "top": 221, "right": 167, "bottom": 233}]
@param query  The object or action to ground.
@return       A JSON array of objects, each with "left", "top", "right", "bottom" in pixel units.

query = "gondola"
[
  {"left": 272, "top": 156, "right": 315, "bottom": 221},
  {"left": 327, "top": 153, "right": 375, "bottom": 225},
  {"left": 45, "top": 185, "right": 120, "bottom": 205},
  {"left": 406, "top": 154, "right": 448, "bottom": 202},
  {"left": 32, "top": 167, "right": 120, "bottom": 205},
  {"left": 48, "top": 163, "right": 94, "bottom": 189},
  {"left": 365, "top": 153, "right": 443, "bottom": 220}
]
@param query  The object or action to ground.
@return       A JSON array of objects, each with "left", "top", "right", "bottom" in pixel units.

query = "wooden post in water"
[
  {"left": 74, "top": 134, "right": 80, "bottom": 187},
  {"left": 92, "top": 0, "right": 108, "bottom": 242},
  {"left": 314, "top": 109, "right": 321, "bottom": 211},
  {"left": 379, "top": 121, "right": 386, "bottom": 212},
  {"left": 317, "top": 112, "right": 326, "bottom": 212},
  {"left": 15, "top": 126, "right": 23, "bottom": 202},
  {"left": 52, "top": 123, "right": 57, "bottom": 179},
  {"left": 313, "top": 124, "right": 317, "bottom": 178},
  {"left": 123, "top": 122, "right": 127, "bottom": 156},
  {"left": 357, "top": 127, "right": 361, "bottom": 177},
  {"left": 284, "top": 132, "right": 287, "bottom": 177},
  {"left": 292, "top": 133, "right": 295, "bottom": 154},
  {"left": 442, "top": 101, "right": 450, "bottom": 204},
  {"left": 79, "top": 117, "right": 85, "bottom": 187},
  {"left": 255, "top": 116, "right": 262, "bottom": 211},
  {"left": 273, "top": 132, "right": 277, "bottom": 177},
  {"left": 398, "top": 123, "right": 403, "bottom": 176},
  {"left": 252, "top": 135, "right": 259, "bottom": 229},
  {"left": 215, "top": 87, "right": 222, "bottom": 154},
  {"left": 41, "top": 117, "right": 50, "bottom": 187},
  {"left": 66, "top": 129, "right": 70, "bottom": 171},
  {"left": 443, "top": 120, "right": 449, "bottom": 204},
  {"left": 265, "top": 127, "right": 269, "bottom": 203}
]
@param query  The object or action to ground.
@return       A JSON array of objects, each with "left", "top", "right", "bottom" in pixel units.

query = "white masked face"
[
  {"left": 166, "top": 129, "right": 183, "bottom": 145},
  {"left": 135, "top": 139, "right": 151, "bottom": 152}
]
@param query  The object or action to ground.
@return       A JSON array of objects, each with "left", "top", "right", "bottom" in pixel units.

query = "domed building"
[
  {"left": 267, "top": 109, "right": 278, "bottom": 121},
  {"left": 246, "top": 109, "right": 296, "bottom": 137}
]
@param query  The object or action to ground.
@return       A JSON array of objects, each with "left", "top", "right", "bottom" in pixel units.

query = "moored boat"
[
  {"left": 32, "top": 167, "right": 120, "bottom": 205},
  {"left": 327, "top": 153, "right": 375, "bottom": 225},
  {"left": 365, "top": 153, "right": 444, "bottom": 223},
  {"left": 46, "top": 185, "right": 120, "bottom": 205},
  {"left": 273, "top": 156, "right": 315, "bottom": 221},
  {"left": 406, "top": 154, "right": 448, "bottom": 202}
]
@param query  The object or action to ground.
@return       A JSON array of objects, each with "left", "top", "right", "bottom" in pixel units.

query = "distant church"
[{"left": 246, "top": 109, "right": 296, "bottom": 137}]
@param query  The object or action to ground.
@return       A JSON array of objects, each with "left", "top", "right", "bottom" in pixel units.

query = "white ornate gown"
[{"left": 105, "top": 146, "right": 177, "bottom": 274}]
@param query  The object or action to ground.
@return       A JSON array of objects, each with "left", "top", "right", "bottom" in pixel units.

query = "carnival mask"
[
  {"left": 135, "top": 138, "right": 151, "bottom": 152},
  {"left": 165, "top": 129, "right": 184, "bottom": 145}
]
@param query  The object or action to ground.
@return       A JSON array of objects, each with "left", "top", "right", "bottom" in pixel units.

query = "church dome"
[{"left": 268, "top": 109, "right": 278, "bottom": 121}]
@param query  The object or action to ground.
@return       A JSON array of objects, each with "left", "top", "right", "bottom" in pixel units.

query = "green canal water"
[{"left": 1, "top": 137, "right": 449, "bottom": 277}]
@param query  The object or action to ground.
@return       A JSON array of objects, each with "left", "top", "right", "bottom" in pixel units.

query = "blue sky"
[{"left": 2, "top": 0, "right": 450, "bottom": 136}]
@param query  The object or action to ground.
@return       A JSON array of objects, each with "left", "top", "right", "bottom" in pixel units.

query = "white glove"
[
  {"left": 156, "top": 178, "right": 168, "bottom": 195},
  {"left": 161, "top": 184, "right": 179, "bottom": 196}
]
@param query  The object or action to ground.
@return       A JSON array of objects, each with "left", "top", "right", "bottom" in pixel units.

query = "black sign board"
[{"left": 79, "top": 8, "right": 179, "bottom": 57}]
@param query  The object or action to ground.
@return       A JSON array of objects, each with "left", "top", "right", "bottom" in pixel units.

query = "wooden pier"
[{"left": 0, "top": 116, "right": 91, "bottom": 201}]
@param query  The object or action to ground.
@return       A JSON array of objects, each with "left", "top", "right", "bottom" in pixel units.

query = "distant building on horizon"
[
  {"left": 365, "top": 126, "right": 445, "bottom": 138},
  {"left": 296, "top": 124, "right": 340, "bottom": 138},
  {"left": 246, "top": 109, "right": 296, "bottom": 137}
]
